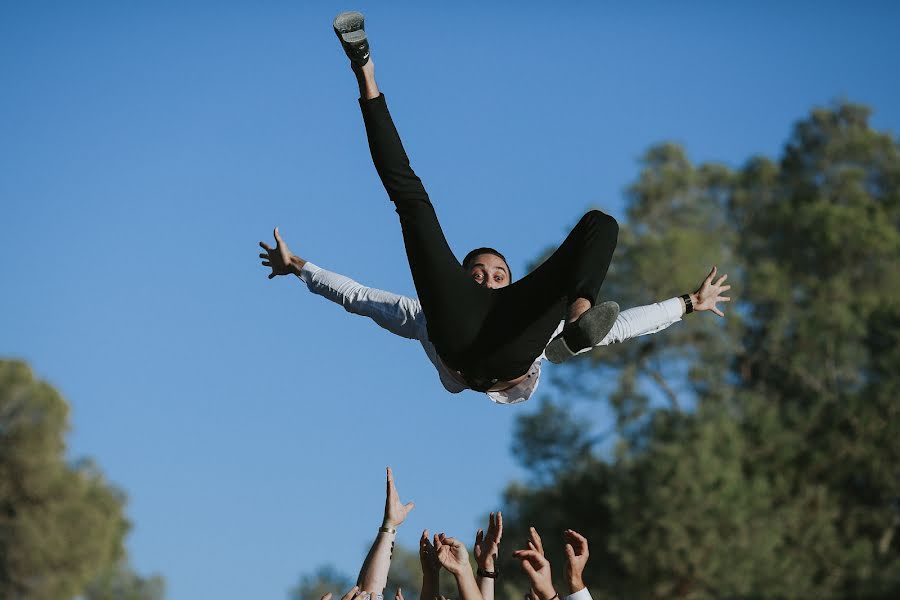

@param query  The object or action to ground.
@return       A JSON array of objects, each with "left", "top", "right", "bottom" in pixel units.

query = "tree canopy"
[{"left": 0, "top": 360, "right": 161, "bottom": 600}]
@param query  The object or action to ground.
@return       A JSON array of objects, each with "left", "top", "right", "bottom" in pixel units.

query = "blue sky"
[{"left": 2, "top": 2, "right": 899, "bottom": 599}]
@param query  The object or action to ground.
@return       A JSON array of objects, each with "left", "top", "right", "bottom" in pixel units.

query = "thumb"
[
  {"left": 564, "top": 543, "right": 576, "bottom": 560},
  {"left": 404, "top": 501, "right": 416, "bottom": 513}
]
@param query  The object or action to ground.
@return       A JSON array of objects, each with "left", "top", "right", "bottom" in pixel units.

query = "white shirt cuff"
[
  {"left": 565, "top": 587, "right": 592, "bottom": 600},
  {"left": 297, "top": 261, "right": 320, "bottom": 283}
]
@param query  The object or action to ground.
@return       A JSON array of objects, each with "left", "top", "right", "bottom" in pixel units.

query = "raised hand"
[
  {"left": 420, "top": 529, "right": 441, "bottom": 578},
  {"left": 693, "top": 266, "right": 732, "bottom": 317},
  {"left": 433, "top": 533, "right": 472, "bottom": 577},
  {"left": 474, "top": 511, "right": 503, "bottom": 571},
  {"left": 383, "top": 467, "right": 415, "bottom": 528},
  {"left": 563, "top": 529, "right": 589, "bottom": 594},
  {"left": 259, "top": 227, "right": 303, "bottom": 279},
  {"left": 512, "top": 547, "right": 556, "bottom": 600}
]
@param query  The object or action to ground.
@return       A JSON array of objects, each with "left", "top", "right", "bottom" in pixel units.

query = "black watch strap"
[
  {"left": 477, "top": 567, "right": 498, "bottom": 579},
  {"left": 681, "top": 293, "right": 694, "bottom": 314}
]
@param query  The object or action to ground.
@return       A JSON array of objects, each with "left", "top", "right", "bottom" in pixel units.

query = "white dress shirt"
[{"left": 297, "top": 262, "right": 683, "bottom": 404}]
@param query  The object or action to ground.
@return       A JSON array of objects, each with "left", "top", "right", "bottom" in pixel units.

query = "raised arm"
[
  {"left": 473, "top": 512, "right": 503, "bottom": 600},
  {"left": 356, "top": 467, "right": 416, "bottom": 596},
  {"left": 259, "top": 227, "right": 426, "bottom": 339},
  {"left": 419, "top": 529, "right": 441, "bottom": 600},
  {"left": 563, "top": 529, "right": 591, "bottom": 600},
  {"left": 513, "top": 527, "right": 557, "bottom": 600},
  {"left": 434, "top": 534, "right": 483, "bottom": 600}
]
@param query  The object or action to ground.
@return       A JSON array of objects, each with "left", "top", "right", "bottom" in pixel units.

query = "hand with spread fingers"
[
  {"left": 563, "top": 529, "right": 590, "bottom": 594},
  {"left": 474, "top": 511, "right": 503, "bottom": 572},
  {"left": 692, "top": 266, "right": 732, "bottom": 317},
  {"left": 259, "top": 227, "right": 306, "bottom": 279}
]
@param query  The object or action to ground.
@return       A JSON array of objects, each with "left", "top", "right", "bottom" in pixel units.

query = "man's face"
[{"left": 468, "top": 253, "right": 511, "bottom": 289}]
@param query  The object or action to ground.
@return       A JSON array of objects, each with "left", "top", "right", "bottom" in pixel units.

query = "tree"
[
  {"left": 82, "top": 562, "right": 165, "bottom": 600},
  {"left": 0, "top": 360, "right": 135, "bottom": 599},
  {"left": 497, "top": 102, "right": 900, "bottom": 599}
]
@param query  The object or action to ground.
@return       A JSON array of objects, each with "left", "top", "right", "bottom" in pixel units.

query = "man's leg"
[
  {"left": 351, "top": 60, "right": 488, "bottom": 366},
  {"left": 473, "top": 210, "right": 619, "bottom": 372}
]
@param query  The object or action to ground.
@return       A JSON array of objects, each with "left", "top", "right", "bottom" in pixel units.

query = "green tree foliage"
[
  {"left": 82, "top": 562, "right": 165, "bottom": 600},
  {"left": 291, "top": 565, "right": 354, "bottom": 600},
  {"left": 0, "top": 360, "right": 150, "bottom": 600},
  {"left": 497, "top": 102, "right": 900, "bottom": 599}
]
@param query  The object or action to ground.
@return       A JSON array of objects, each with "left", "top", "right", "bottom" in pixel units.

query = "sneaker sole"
[{"left": 545, "top": 301, "right": 620, "bottom": 364}]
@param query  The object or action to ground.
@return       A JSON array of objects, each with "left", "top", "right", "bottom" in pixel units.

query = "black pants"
[{"left": 359, "top": 94, "right": 618, "bottom": 388}]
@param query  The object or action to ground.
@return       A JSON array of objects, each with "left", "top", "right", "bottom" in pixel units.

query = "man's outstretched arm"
[
  {"left": 572, "top": 265, "right": 733, "bottom": 352},
  {"left": 259, "top": 227, "right": 426, "bottom": 340}
]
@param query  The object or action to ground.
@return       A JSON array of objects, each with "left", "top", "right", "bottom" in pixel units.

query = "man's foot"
[
  {"left": 333, "top": 11, "right": 370, "bottom": 66},
  {"left": 545, "top": 301, "right": 620, "bottom": 364}
]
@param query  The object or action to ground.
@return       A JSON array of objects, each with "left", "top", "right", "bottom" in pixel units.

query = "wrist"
[
  {"left": 567, "top": 578, "right": 585, "bottom": 594},
  {"left": 379, "top": 523, "right": 398, "bottom": 534},
  {"left": 537, "top": 588, "right": 558, "bottom": 600},
  {"left": 289, "top": 255, "right": 306, "bottom": 274}
]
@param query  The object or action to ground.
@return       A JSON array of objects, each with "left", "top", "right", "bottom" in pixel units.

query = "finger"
[
  {"left": 260, "top": 241, "right": 272, "bottom": 251},
  {"left": 273, "top": 227, "right": 282, "bottom": 244},
  {"left": 262, "top": 261, "right": 272, "bottom": 267},
  {"left": 496, "top": 511, "right": 503, "bottom": 539},
  {"left": 476, "top": 529, "right": 484, "bottom": 545},
  {"left": 565, "top": 529, "right": 588, "bottom": 551},
  {"left": 513, "top": 549, "right": 543, "bottom": 562},
  {"left": 396, "top": 588, "right": 404, "bottom": 600},
  {"left": 705, "top": 266, "right": 717, "bottom": 283},
  {"left": 259, "top": 253, "right": 269, "bottom": 259},
  {"left": 341, "top": 586, "right": 360, "bottom": 600},
  {"left": 717, "top": 296, "right": 731, "bottom": 302},
  {"left": 529, "top": 526, "right": 544, "bottom": 553},
  {"left": 720, "top": 285, "right": 732, "bottom": 292},
  {"left": 321, "top": 594, "right": 332, "bottom": 600},
  {"left": 268, "top": 273, "right": 275, "bottom": 279},
  {"left": 714, "top": 307, "right": 725, "bottom": 317},
  {"left": 564, "top": 543, "right": 575, "bottom": 560}
]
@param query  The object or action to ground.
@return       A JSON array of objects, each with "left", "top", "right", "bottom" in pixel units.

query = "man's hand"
[
  {"left": 512, "top": 547, "right": 556, "bottom": 600},
  {"left": 434, "top": 533, "right": 473, "bottom": 578},
  {"left": 259, "top": 227, "right": 304, "bottom": 279},
  {"left": 383, "top": 467, "right": 415, "bottom": 529},
  {"left": 420, "top": 529, "right": 441, "bottom": 579},
  {"left": 563, "top": 529, "right": 589, "bottom": 594},
  {"left": 692, "top": 266, "right": 731, "bottom": 317},
  {"left": 474, "top": 511, "right": 503, "bottom": 571}
]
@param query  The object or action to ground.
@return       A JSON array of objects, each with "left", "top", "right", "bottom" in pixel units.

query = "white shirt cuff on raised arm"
[{"left": 565, "top": 587, "right": 593, "bottom": 600}]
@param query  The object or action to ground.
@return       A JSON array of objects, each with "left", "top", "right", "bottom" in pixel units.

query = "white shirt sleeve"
[
  {"left": 565, "top": 297, "right": 683, "bottom": 356},
  {"left": 565, "top": 588, "right": 593, "bottom": 600},
  {"left": 596, "top": 297, "right": 684, "bottom": 346},
  {"left": 296, "top": 262, "right": 427, "bottom": 341}
]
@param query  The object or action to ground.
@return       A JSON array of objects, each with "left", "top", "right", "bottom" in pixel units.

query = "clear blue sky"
[{"left": 2, "top": 2, "right": 899, "bottom": 599}]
